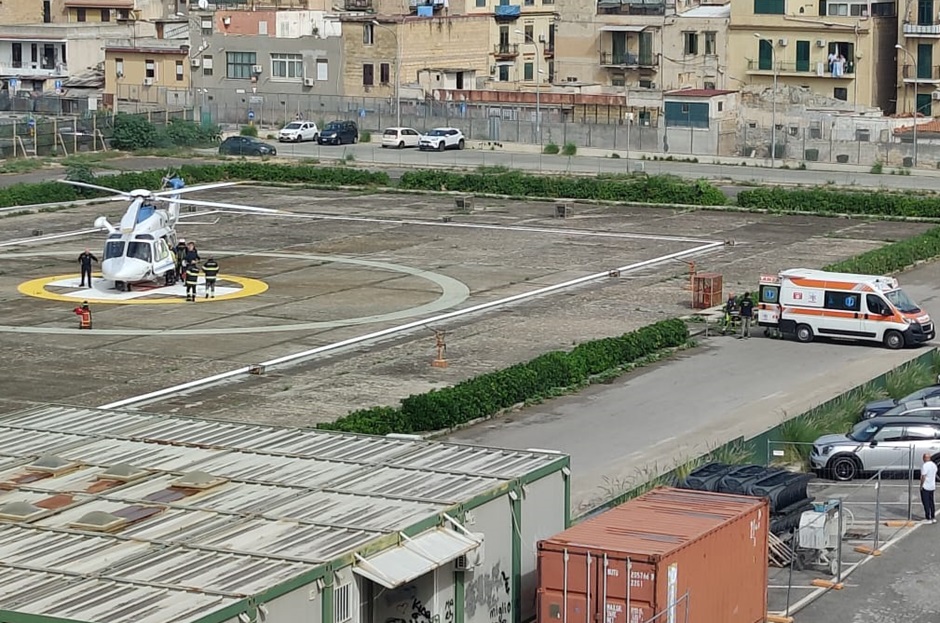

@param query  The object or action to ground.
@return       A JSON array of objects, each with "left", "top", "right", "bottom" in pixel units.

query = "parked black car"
[
  {"left": 862, "top": 383, "right": 940, "bottom": 418},
  {"left": 318, "top": 120, "right": 358, "bottom": 145},
  {"left": 218, "top": 136, "right": 277, "bottom": 156}
]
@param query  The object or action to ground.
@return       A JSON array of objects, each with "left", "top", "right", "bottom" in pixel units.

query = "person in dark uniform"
[
  {"left": 184, "top": 262, "right": 200, "bottom": 302},
  {"left": 77, "top": 248, "right": 98, "bottom": 287},
  {"left": 175, "top": 239, "right": 187, "bottom": 279},
  {"left": 183, "top": 241, "right": 201, "bottom": 273},
  {"left": 202, "top": 257, "right": 220, "bottom": 299},
  {"left": 739, "top": 292, "right": 754, "bottom": 339}
]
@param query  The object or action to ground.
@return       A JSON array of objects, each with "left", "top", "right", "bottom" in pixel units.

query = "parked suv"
[
  {"left": 419, "top": 127, "right": 465, "bottom": 151},
  {"left": 810, "top": 415, "right": 940, "bottom": 481},
  {"left": 318, "top": 120, "right": 358, "bottom": 145}
]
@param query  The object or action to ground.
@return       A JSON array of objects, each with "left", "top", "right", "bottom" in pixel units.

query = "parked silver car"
[{"left": 810, "top": 416, "right": 940, "bottom": 481}]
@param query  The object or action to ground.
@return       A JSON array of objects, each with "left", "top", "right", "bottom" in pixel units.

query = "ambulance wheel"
[
  {"left": 795, "top": 324, "right": 814, "bottom": 343},
  {"left": 116, "top": 281, "right": 126, "bottom": 292},
  {"left": 883, "top": 330, "right": 905, "bottom": 350}
]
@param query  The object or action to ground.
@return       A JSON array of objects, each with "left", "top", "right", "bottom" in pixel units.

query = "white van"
[{"left": 759, "top": 269, "right": 934, "bottom": 349}]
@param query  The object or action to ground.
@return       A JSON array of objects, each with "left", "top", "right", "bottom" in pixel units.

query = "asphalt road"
[{"left": 447, "top": 260, "right": 940, "bottom": 514}]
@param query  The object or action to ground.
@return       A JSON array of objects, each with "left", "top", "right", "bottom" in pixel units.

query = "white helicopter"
[{"left": 61, "top": 175, "right": 281, "bottom": 291}]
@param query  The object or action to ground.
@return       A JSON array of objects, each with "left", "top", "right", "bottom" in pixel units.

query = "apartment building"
[
  {"left": 340, "top": 14, "right": 490, "bottom": 98},
  {"left": 727, "top": 0, "right": 898, "bottom": 110},
  {"left": 898, "top": 0, "right": 940, "bottom": 116},
  {"left": 104, "top": 40, "right": 190, "bottom": 107},
  {"left": 463, "top": 0, "right": 557, "bottom": 88},
  {"left": 661, "top": 3, "right": 730, "bottom": 91},
  {"left": 188, "top": 7, "right": 344, "bottom": 122}
]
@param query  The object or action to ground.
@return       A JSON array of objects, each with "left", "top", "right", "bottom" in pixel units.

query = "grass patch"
[{"left": 0, "top": 159, "right": 45, "bottom": 175}]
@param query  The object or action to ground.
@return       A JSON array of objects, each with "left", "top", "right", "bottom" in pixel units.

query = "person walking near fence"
[{"left": 921, "top": 453, "right": 937, "bottom": 523}]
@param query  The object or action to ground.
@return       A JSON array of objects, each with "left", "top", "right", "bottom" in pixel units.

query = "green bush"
[
  {"left": 823, "top": 226, "right": 940, "bottom": 274},
  {"left": 240, "top": 124, "right": 258, "bottom": 137},
  {"left": 319, "top": 318, "right": 689, "bottom": 435},
  {"left": 360, "top": 130, "right": 372, "bottom": 143},
  {"left": 543, "top": 142, "right": 560, "bottom": 155},
  {"left": 110, "top": 113, "right": 159, "bottom": 150},
  {"left": 398, "top": 170, "right": 727, "bottom": 206},
  {"left": 736, "top": 186, "right": 940, "bottom": 218},
  {"left": 562, "top": 142, "right": 577, "bottom": 156},
  {"left": 156, "top": 119, "right": 221, "bottom": 148}
]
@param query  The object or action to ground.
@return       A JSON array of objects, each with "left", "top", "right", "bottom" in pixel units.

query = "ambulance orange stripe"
[
  {"left": 787, "top": 278, "right": 874, "bottom": 292},
  {"left": 786, "top": 308, "right": 902, "bottom": 322}
]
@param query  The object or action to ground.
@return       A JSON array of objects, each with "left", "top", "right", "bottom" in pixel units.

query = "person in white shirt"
[{"left": 920, "top": 453, "right": 937, "bottom": 523}]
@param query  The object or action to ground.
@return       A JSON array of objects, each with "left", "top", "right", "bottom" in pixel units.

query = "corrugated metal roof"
[
  {"left": 541, "top": 487, "right": 765, "bottom": 559},
  {"left": 0, "top": 404, "right": 564, "bottom": 623},
  {"left": 353, "top": 528, "right": 481, "bottom": 589}
]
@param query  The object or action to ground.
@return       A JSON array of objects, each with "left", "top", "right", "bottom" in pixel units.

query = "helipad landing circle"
[
  {"left": 4, "top": 251, "right": 471, "bottom": 335},
  {"left": 18, "top": 273, "right": 267, "bottom": 305}
]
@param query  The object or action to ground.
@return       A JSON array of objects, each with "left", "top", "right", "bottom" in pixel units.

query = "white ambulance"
[{"left": 758, "top": 268, "right": 934, "bottom": 349}]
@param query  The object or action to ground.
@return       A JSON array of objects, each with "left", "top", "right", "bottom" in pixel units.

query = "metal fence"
[
  {"left": 0, "top": 109, "right": 192, "bottom": 159},
  {"left": 764, "top": 440, "right": 922, "bottom": 618}
]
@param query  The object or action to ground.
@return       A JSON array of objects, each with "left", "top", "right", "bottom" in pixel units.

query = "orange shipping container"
[{"left": 537, "top": 487, "right": 768, "bottom": 623}]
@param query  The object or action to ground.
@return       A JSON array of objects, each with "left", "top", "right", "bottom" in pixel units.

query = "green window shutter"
[
  {"left": 754, "top": 0, "right": 784, "bottom": 14},
  {"left": 758, "top": 39, "right": 774, "bottom": 70},
  {"left": 796, "top": 40, "right": 810, "bottom": 72}
]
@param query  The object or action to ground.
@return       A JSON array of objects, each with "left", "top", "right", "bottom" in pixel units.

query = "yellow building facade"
[
  {"left": 341, "top": 15, "right": 492, "bottom": 98},
  {"left": 727, "top": 0, "right": 897, "bottom": 110},
  {"left": 104, "top": 45, "right": 191, "bottom": 107},
  {"left": 464, "top": 0, "right": 556, "bottom": 88}
]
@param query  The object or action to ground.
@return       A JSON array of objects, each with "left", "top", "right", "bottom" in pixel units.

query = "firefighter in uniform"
[
  {"left": 202, "top": 257, "right": 220, "bottom": 299},
  {"left": 184, "top": 263, "right": 200, "bottom": 302},
  {"left": 175, "top": 239, "right": 187, "bottom": 279},
  {"left": 73, "top": 301, "right": 92, "bottom": 329}
]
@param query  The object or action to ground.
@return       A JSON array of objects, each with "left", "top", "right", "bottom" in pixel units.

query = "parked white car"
[
  {"left": 381, "top": 127, "right": 422, "bottom": 149},
  {"left": 419, "top": 127, "right": 466, "bottom": 151},
  {"left": 278, "top": 121, "right": 319, "bottom": 143}
]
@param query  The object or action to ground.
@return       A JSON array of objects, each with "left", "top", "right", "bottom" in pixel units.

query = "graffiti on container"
[
  {"left": 629, "top": 570, "right": 654, "bottom": 589},
  {"left": 411, "top": 597, "right": 432, "bottom": 623},
  {"left": 444, "top": 599, "right": 454, "bottom": 623},
  {"left": 383, "top": 584, "right": 433, "bottom": 623},
  {"left": 464, "top": 562, "right": 511, "bottom": 623}
]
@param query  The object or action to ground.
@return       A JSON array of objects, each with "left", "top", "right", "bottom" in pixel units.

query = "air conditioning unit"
[
  {"left": 143, "top": 77, "right": 155, "bottom": 86},
  {"left": 932, "top": 90, "right": 940, "bottom": 100},
  {"left": 303, "top": 77, "right": 315, "bottom": 87},
  {"left": 778, "top": 38, "right": 788, "bottom": 47},
  {"left": 190, "top": 58, "right": 201, "bottom": 67},
  {"left": 816, "top": 39, "right": 826, "bottom": 48},
  {"left": 454, "top": 537, "right": 485, "bottom": 570},
  {"left": 251, "top": 64, "right": 263, "bottom": 74}
]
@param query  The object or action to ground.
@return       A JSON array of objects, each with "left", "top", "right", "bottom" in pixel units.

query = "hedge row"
[
  {"left": 398, "top": 170, "right": 728, "bottom": 206},
  {"left": 0, "top": 162, "right": 390, "bottom": 208},
  {"left": 824, "top": 226, "right": 940, "bottom": 274},
  {"left": 319, "top": 318, "right": 690, "bottom": 435},
  {"left": 736, "top": 187, "right": 940, "bottom": 218}
]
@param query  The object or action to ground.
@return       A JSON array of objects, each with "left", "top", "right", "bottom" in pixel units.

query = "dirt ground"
[{"left": 0, "top": 185, "right": 931, "bottom": 424}]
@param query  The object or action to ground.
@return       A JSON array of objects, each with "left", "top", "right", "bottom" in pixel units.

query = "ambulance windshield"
[{"left": 885, "top": 289, "right": 920, "bottom": 314}]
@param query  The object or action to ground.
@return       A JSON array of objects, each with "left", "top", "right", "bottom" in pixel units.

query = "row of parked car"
[
  {"left": 811, "top": 378, "right": 940, "bottom": 481},
  {"left": 219, "top": 121, "right": 468, "bottom": 156}
]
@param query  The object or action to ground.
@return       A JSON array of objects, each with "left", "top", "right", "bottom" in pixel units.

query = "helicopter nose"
[{"left": 102, "top": 258, "right": 146, "bottom": 282}]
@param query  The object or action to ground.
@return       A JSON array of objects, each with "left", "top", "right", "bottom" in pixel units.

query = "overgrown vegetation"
[
  {"left": 399, "top": 170, "right": 727, "bottom": 205},
  {"left": 823, "top": 226, "right": 940, "bottom": 274},
  {"left": 562, "top": 142, "right": 577, "bottom": 156},
  {"left": 543, "top": 142, "right": 560, "bottom": 155},
  {"left": 240, "top": 124, "right": 259, "bottom": 137},
  {"left": 110, "top": 114, "right": 220, "bottom": 151},
  {"left": 318, "top": 319, "right": 690, "bottom": 435},
  {"left": 736, "top": 186, "right": 940, "bottom": 219}
]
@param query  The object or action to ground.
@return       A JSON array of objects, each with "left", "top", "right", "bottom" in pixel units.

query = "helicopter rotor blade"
[
  {"left": 151, "top": 181, "right": 244, "bottom": 197},
  {"left": 58, "top": 179, "right": 133, "bottom": 197},
  {"left": 151, "top": 196, "right": 285, "bottom": 214}
]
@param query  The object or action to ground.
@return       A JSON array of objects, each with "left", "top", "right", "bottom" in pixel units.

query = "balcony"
[
  {"left": 903, "top": 64, "right": 940, "bottom": 82},
  {"left": 494, "top": 5, "right": 521, "bottom": 20},
  {"left": 746, "top": 59, "right": 854, "bottom": 77},
  {"left": 346, "top": 0, "right": 373, "bottom": 9},
  {"left": 543, "top": 44, "right": 554, "bottom": 58},
  {"left": 494, "top": 43, "right": 519, "bottom": 59},
  {"left": 599, "top": 51, "right": 658, "bottom": 68},
  {"left": 0, "top": 62, "right": 66, "bottom": 77},
  {"left": 903, "top": 22, "right": 940, "bottom": 36},
  {"left": 597, "top": 0, "right": 665, "bottom": 16}
]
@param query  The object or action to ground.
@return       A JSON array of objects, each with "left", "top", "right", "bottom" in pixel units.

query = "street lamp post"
[
  {"left": 754, "top": 33, "right": 777, "bottom": 169},
  {"left": 516, "top": 29, "right": 541, "bottom": 144},
  {"left": 896, "top": 44, "right": 918, "bottom": 167},
  {"left": 373, "top": 20, "right": 401, "bottom": 127}
]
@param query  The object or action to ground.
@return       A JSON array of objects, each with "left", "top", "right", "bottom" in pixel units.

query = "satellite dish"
[{"left": 198, "top": 0, "right": 209, "bottom": 9}]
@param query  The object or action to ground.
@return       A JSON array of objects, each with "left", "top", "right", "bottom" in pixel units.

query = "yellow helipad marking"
[{"left": 18, "top": 273, "right": 268, "bottom": 305}]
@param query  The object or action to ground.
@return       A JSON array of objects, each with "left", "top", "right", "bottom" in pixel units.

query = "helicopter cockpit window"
[
  {"left": 105, "top": 241, "right": 125, "bottom": 260},
  {"left": 126, "top": 241, "right": 152, "bottom": 262},
  {"left": 155, "top": 239, "right": 170, "bottom": 262}
]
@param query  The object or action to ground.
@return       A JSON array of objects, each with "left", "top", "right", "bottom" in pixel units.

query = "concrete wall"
[
  {"left": 342, "top": 16, "right": 491, "bottom": 99},
  {"left": 464, "top": 497, "right": 513, "bottom": 623}
]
